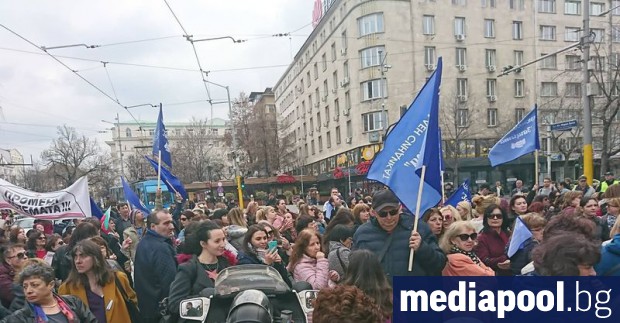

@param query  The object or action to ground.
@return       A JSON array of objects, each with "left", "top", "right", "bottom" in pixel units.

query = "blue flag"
[
  {"left": 445, "top": 179, "right": 472, "bottom": 208},
  {"left": 367, "top": 57, "right": 443, "bottom": 217},
  {"left": 152, "top": 105, "right": 172, "bottom": 168},
  {"left": 121, "top": 177, "right": 152, "bottom": 215},
  {"left": 438, "top": 127, "right": 444, "bottom": 172},
  {"left": 488, "top": 105, "right": 540, "bottom": 167},
  {"left": 89, "top": 197, "right": 104, "bottom": 219},
  {"left": 145, "top": 156, "right": 188, "bottom": 200},
  {"left": 507, "top": 216, "right": 533, "bottom": 258}
]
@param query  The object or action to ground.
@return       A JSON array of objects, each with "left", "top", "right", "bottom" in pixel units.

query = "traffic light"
[{"left": 240, "top": 176, "right": 245, "bottom": 189}]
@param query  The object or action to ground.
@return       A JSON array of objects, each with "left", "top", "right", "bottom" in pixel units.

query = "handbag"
[{"left": 114, "top": 274, "right": 141, "bottom": 323}]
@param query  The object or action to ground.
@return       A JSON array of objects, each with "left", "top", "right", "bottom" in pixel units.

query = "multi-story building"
[
  {"left": 0, "top": 148, "right": 24, "bottom": 185},
  {"left": 104, "top": 118, "right": 233, "bottom": 181},
  {"left": 274, "top": 0, "right": 620, "bottom": 191}
]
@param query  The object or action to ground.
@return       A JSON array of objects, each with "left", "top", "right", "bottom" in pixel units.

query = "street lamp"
[{"left": 102, "top": 113, "right": 124, "bottom": 178}]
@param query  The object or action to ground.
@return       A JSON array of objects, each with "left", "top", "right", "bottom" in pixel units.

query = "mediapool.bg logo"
[{"left": 393, "top": 277, "right": 620, "bottom": 323}]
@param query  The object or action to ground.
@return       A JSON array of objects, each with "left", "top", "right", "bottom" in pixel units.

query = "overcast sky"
[{"left": 0, "top": 0, "right": 314, "bottom": 162}]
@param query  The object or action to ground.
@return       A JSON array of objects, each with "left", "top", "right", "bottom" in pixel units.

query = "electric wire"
[{"left": 102, "top": 62, "right": 120, "bottom": 103}]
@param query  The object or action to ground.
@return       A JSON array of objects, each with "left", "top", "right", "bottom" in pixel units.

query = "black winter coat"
[{"left": 0, "top": 295, "right": 97, "bottom": 323}]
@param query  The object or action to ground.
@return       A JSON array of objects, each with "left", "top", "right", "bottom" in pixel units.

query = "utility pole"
[
  {"left": 116, "top": 113, "right": 124, "bottom": 178},
  {"left": 583, "top": 0, "right": 594, "bottom": 185},
  {"left": 547, "top": 124, "right": 552, "bottom": 179},
  {"left": 378, "top": 50, "right": 389, "bottom": 135}
]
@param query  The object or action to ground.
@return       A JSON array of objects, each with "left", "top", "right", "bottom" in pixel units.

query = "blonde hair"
[
  {"left": 439, "top": 221, "right": 476, "bottom": 253},
  {"left": 256, "top": 206, "right": 275, "bottom": 222},
  {"left": 439, "top": 205, "right": 461, "bottom": 222},
  {"left": 610, "top": 216, "right": 620, "bottom": 238},
  {"left": 472, "top": 195, "right": 501, "bottom": 216},
  {"left": 456, "top": 201, "right": 472, "bottom": 220},
  {"left": 245, "top": 201, "right": 258, "bottom": 217},
  {"left": 227, "top": 208, "right": 246, "bottom": 227},
  {"left": 520, "top": 212, "right": 547, "bottom": 229}
]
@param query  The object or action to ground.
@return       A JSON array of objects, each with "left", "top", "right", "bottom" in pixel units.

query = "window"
[
  {"left": 309, "top": 117, "right": 314, "bottom": 132},
  {"left": 540, "top": 54, "right": 557, "bottom": 69},
  {"left": 334, "top": 99, "right": 340, "bottom": 117},
  {"left": 566, "top": 55, "right": 582, "bottom": 70},
  {"left": 149, "top": 129, "right": 155, "bottom": 136},
  {"left": 486, "top": 79, "right": 497, "bottom": 96},
  {"left": 515, "top": 79, "right": 525, "bottom": 97},
  {"left": 515, "top": 108, "right": 526, "bottom": 122},
  {"left": 311, "top": 140, "right": 315, "bottom": 155},
  {"left": 425, "top": 47, "right": 436, "bottom": 67},
  {"left": 613, "top": 25, "right": 620, "bottom": 42},
  {"left": 457, "top": 109, "right": 469, "bottom": 127},
  {"left": 362, "top": 111, "right": 387, "bottom": 132},
  {"left": 456, "top": 48, "right": 467, "bottom": 66},
  {"left": 325, "top": 105, "right": 330, "bottom": 123},
  {"left": 313, "top": 63, "right": 318, "bottom": 79},
  {"left": 457, "top": 78, "right": 468, "bottom": 96},
  {"left": 326, "top": 131, "right": 331, "bottom": 148},
  {"left": 341, "top": 30, "right": 348, "bottom": 51},
  {"left": 322, "top": 53, "right": 327, "bottom": 71},
  {"left": 345, "top": 91, "right": 351, "bottom": 109},
  {"left": 540, "top": 25, "right": 556, "bottom": 40},
  {"left": 318, "top": 136, "right": 323, "bottom": 152},
  {"left": 614, "top": 0, "right": 620, "bottom": 15},
  {"left": 481, "top": 0, "right": 497, "bottom": 8},
  {"left": 360, "top": 46, "right": 386, "bottom": 68},
  {"left": 510, "top": 0, "right": 525, "bottom": 10},
  {"left": 565, "top": 82, "right": 581, "bottom": 97},
  {"left": 611, "top": 53, "right": 620, "bottom": 69},
  {"left": 358, "top": 13, "right": 384, "bottom": 36},
  {"left": 306, "top": 72, "right": 311, "bottom": 87},
  {"left": 346, "top": 120, "right": 352, "bottom": 138},
  {"left": 485, "top": 49, "right": 497, "bottom": 67},
  {"left": 565, "top": 27, "right": 581, "bottom": 41},
  {"left": 331, "top": 43, "right": 337, "bottom": 62},
  {"left": 591, "top": 2, "right": 605, "bottom": 15},
  {"left": 592, "top": 28, "right": 605, "bottom": 42},
  {"left": 125, "top": 128, "right": 132, "bottom": 138},
  {"left": 539, "top": 0, "right": 556, "bottom": 13},
  {"left": 593, "top": 56, "right": 605, "bottom": 71},
  {"left": 512, "top": 21, "right": 523, "bottom": 40},
  {"left": 541, "top": 82, "right": 558, "bottom": 96},
  {"left": 423, "top": 15, "right": 435, "bottom": 35},
  {"left": 343, "top": 61, "right": 350, "bottom": 78},
  {"left": 514, "top": 50, "right": 524, "bottom": 66},
  {"left": 484, "top": 19, "right": 495, "bottom": 38},
  {"left": 362, "top": 79, "right": 387, "bottom": 100},
  {"left": 565, "top": 0, "right": 581, "bottom": 14},
  {"left": 332, "top": 71, "right": 338, "bottom": 92},
  {"left": 336, "top": 126, "right": 341, "bottom": 144},
  {"left": 452, "top": 0, "right": 466, "bottom": 4},
  {"left": 487, "top": 109, "right": 498, "bottom": 127},
  {"left": 454, "top": 17, "right": 466, "bottom": 36},
  {"left": 323, "top": 80, "right": 329, "bottom": 98}
]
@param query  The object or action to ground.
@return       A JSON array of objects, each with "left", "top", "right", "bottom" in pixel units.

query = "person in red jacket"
[{"left": 474, "top": 204, "right": 512, "bottom": 276}]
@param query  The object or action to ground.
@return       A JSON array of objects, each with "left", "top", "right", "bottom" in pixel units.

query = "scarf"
[
  {"left": 450, "top": 245, "right": 481, "bottom": 266},
  {"left": 30, "top": 294, "right": 76, "bottom": 323}
]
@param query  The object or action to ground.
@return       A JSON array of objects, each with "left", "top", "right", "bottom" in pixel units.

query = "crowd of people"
[{"left": 0, "top": 174, "right": 618, "bottom": 322}]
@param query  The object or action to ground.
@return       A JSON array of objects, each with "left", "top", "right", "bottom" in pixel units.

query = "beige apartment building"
[{"left": 274, "top": 0, "right": 620, "bottom": 187}]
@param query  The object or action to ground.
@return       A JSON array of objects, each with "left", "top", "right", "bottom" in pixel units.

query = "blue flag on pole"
[
  {"left": 507, "top": 216, "right": 533, "bottom": 258},
  {"left": 145, "top": 156, "right": 188, "bottom": 200},
  {"left": 152, "top": 105, "right": 172, "bottom": 168},
  {"left": 366, "top": 58, "right": 443, "bottom": 216},
  {"left": 488, "top": 105, "right": 540, "bottom": 167},
  {"left": 438, "top": 128, "right": 444, "bottom": 172},
  {"left": 121, "top": 177, "right": 152, "bottom": 215},
  {"left": 89, "top": 197, "right": 104, "bottom": 219},
  {"left": 445, "top": 179, "right": 472, "bottom": 208}
]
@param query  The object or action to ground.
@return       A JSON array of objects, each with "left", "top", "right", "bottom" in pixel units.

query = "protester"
[
  {"left": 440, "top": 205, "right": 460, "bottom": 230},
  {"left": 0, "top": 243, "right": 26, "bottom": 308},
  {"left": 122, "top": 209, "right": 146, "bottom": 263},
  {"left": 89, "top": 236, "right": 123, "bottom": 272},
  {"left": 8, "top": 227, "right": 26, "bottom": 244},
  {"left": 323, "top": 208, "right": 355, "bottom": 252},
  {"left": 7, "top": 258, "right": 47, "bottom": 313},
  {"left": 113, "top": 202, "right": 133, "bottom": 236},
  {"left": 52, "top": 222, "right": 99, "bottom": 282},
  {"left": 2, "top": 263, "right": 97, "bottom": 323},
  {"left": 237, "top": 225, "right": 291, "bottom": 286},
  {"left": 352, "top": 203, "right": 371, "bottom": 230},
  {"left": 43, "top": 234, "right": 64, "bottom": 265},
  {"left": 422, "top": 208, "right": 443, "bottom": 238},
  {"left": 168, "top": 221, "right": 234, "bottom": 320},
  {"left": 353, "top": 189, "right": 446, "bottom": 281},
  {"left": 474, "top": 205, "right": 511, "bottom": 276},
  {"left": 531, "top": 234, "right": 600, "bottom": 276},
  {"left": 312, "top": 285, "right": 385, "bottom": 323},
  {"left": 59, "top": 240, "right": 137, "bottom": 323},
  {"left": 601, "top": 197, "right": 620, "bottom": 231},
  {"left": 341, "top": 250, "right": 393, "bottom": 321},
  {"left": 287, "top": 229, "right": 332, "bottom": 289},
  {"left": 295, "top": 215, "right": 317, "bottom": 234},
  {"left": 508, "top": 195, "right": 528, "bottom": 229},
  {"left": 134, "top": 209, "right": 177, "bottom": 323},
  {"left": 509, "top": 212, "right": 546, "bottom": 275},
  {"left": 25, "top": 230, "right": 47, "bottom": 260},
  {"left": 257, "top": 222, "right": 291, "bottom": 266},
  {"left": 575, "top": 197, "right": 609, "bottom": 241},
  {"left": 440, "top": 221, "right": 494, "bottom": 276},
  {"left": 595, "top": 219, "right": 620, "bottom": 276}
]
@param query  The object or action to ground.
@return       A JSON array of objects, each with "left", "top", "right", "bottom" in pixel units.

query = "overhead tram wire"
[
  {"left": 102, "top": 62, "right": 120, "bottom": 103},
  {"left": 0, "top": 24, "right": 147, "bottom": 129}
]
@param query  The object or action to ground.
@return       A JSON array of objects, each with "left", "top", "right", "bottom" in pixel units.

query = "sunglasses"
[
  {"left": 57, "top": 241, "right": 65, "bottom": 246},
  {"left": 488, "top": 213, "right": 503, "bottom": 219},
  {"left": 180, "top": 217, "right": 188, "bottom": 221},
  {"left": 457, "top": 233, "right": 478, "bottom": 241},
  {"left": 377, "top": 208, "right": 399, "bottom": 218},
  {"left": 9, "top": 252, "right": 26, "bottom": 259},
  {"left": 265, "top": 230, "right": 274, "bottom": 237}
]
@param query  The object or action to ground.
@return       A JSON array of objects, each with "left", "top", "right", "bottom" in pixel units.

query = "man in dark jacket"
[
  {"left": 134, "top": 209, "right": 177, "bottom": 322},
  {"left": 353, "top": 189, "right": 446, "bottom": 283},
  {"left": 0, "top": 244, "right": 26, "bottom": 308}
]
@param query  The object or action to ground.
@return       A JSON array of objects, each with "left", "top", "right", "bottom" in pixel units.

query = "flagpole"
[
  {"left": 440, "top": 170, "right": 445, "bottom": 205},
  {"left": 534, "top": 150, "right": 539, "bottom": 186},
  {"left": 157, "top": 150, "right": 162, "bottom": 191},
  {"left": 408, "top": 165, "right": 426, "bottom": 272}
]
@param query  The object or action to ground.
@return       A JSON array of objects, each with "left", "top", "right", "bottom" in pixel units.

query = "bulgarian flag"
[{"left": 101, "top": 207, "right": 112, "bottom": 234}]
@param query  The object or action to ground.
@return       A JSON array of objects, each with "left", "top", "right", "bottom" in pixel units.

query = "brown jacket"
[
  {"left": 442, "top": 253, "right": 495, "bottom": 276},
  {"left": 58, "top": 271, "right": 137, "bottom": 323}
]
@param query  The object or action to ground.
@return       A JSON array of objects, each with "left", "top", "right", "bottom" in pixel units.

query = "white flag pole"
[
  {"left": 440, "top": 170, "right": 445, "bottom": 204},
  {"left": 408, "top": 165, "right": 426, "bottom": 272},
  {"left": 534, "top": 150, "right": 539, "bottom": 187},
  {"left": 157, "top": 150, "right": 162, "bottom": 191}
]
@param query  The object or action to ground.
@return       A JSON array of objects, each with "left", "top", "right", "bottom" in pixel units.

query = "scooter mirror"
[{"left": 179, "top": 297, "right": 210, "bottom": 322}]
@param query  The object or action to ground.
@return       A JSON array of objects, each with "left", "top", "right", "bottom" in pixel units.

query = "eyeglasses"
[
  {"left": 8, "top": 252, "right": 26, "bottom": 259},
  {"left": 488, "top": 213, "right": 503, "bottom": 219},
  {"left": 443, "top": 214, "right": 452, "bottom": 221},
  {"left": 180, "top": 217, "right": 188, "bottom": 221},
  {"left": 377, "top": 208, "right": 399, "bottom": 218},
  {"left": 57, "top": 241, "right": 65, "bottom": 246},
  {"left": 457, "top": 233, "right": 478, "bottom": 241},
  {"left": 265, "top": 230, "right": 274, "bottom": 237}
]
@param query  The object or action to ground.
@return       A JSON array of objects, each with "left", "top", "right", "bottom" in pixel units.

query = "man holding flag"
[{"left": 355, "top": 58, "right": 446, "bottom": 281}]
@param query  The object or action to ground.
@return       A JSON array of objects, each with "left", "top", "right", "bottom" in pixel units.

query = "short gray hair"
[{"left": 18, "top": 263, "right": 55, "bottom": 285}]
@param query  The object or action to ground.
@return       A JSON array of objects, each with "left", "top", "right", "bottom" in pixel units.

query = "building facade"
[
  {"left": 274, "top": 0, "right": 620, "bottom": 190},
  {"left": 0, "top": 148, "right": 24, "bottom": 185}
]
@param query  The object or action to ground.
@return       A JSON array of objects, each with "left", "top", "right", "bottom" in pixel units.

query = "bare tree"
[
  {"left": 124, "top": 154, "right": 150, "bottom": 182},
  {"left": 20, "top": 162, "right": 55, "bottom": 192},
  {"left": 40, "top": 126, "right": 107, "bottom": 187}
]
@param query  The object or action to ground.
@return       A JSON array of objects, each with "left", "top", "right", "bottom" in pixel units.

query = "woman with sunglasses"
[
  {"left": 440, "top": 221, "right": 494, "bottom": 276},
  {"left": 26, "top": 230, "right": 47, "bottom": 260},
  {"left": 0, "top": 243, "right": 27, "bottom": 308},
  {"left": 439, "top": 205, "right": 460, "bottom": 231},
  {"left": 43, "top": 234, "right": 65, "bottom": 266},
  {"left": 176, "top": 210, "right": 195, "bottom": 243},
  {"left": 474, "top": 205, "right": 512, "bottom": 276}
]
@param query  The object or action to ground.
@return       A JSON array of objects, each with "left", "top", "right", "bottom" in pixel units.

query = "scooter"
[{"left": 178, "top": 264, "right": 318, "bottom": 323}]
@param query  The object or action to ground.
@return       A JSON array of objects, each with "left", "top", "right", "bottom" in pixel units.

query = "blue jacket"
[
  {"left": 353, "top": 213, "right": 446, "bottom": 282},
  {"left": 595, "top": 234, "right": 620, "bottom": 276},
  {"left": 134, "top": 229, "right": 177, "bottom": 318}
]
